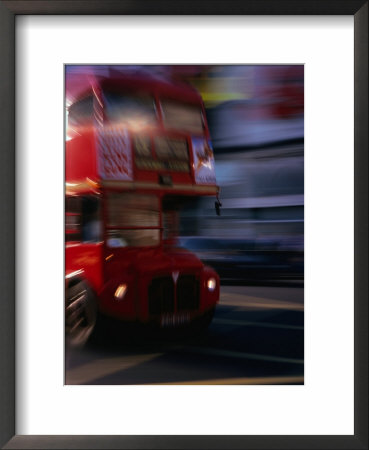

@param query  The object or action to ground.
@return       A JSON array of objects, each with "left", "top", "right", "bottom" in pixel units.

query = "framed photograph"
[
  {"left": 63, "top": 63, "right": 305, "bottom": 386},
  {"left": 0, "top": 1, "right": 367, "bottom": 449}
]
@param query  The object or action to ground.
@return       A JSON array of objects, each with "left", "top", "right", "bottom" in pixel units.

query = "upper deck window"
[
  {"left": 68, "top": 96, "right": 93, "bottom": 129},
  {"left": 161, "top": 100, "right": 204, "bottom": 135},
  {"left": 103, "top": 92, "right": 157, "bottom": 128}
]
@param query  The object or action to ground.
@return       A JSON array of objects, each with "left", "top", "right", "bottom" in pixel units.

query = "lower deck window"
[
  {"left": 65, "top": 196, "right": 101, "bottom": 243},
  {"left": 106, "top": 193, "right": 160, "bottom": 248}
]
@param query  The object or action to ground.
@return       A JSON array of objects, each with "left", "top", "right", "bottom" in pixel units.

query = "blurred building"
[
  {"left": 182, "top": 141, "right": 304, "bottom": 251},
  {"left": 179, "top": 65, "right": 304, "bottom": 251}
]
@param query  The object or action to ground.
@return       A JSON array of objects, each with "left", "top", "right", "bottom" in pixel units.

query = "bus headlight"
[
  {"left": 114, "top": 284, "right": 127, "bottom": 301},
  {"left": 207, "top": 277, "right": 216, "bottom": 292}
]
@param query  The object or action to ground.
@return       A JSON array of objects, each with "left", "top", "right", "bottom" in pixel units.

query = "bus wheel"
[{"left": 65, "top": 281, "right": 97, "bottom": 348}]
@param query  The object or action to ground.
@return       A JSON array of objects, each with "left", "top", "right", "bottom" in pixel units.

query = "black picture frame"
[{"left": 0, "top": 1, "right": 367, "bottom": 449}]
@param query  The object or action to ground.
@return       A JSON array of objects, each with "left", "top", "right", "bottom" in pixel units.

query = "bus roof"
[{"left": 66, "top": 71, "right": 202, "bottom": 106}]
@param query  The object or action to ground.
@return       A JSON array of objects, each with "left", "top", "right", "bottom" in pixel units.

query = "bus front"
[{"left": 98, "top": 77, "right": 220, "bottom": 329}]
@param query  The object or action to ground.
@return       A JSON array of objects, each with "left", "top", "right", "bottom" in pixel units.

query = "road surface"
[{"left": 65, "top": 285, "right": 304, "bottom": 385}]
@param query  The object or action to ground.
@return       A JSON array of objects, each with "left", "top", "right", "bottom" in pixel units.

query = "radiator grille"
[
  {"left": 148, "top": 274, "right": 199, "bottom": 315},
  {"left": 148, "top": 276, "right": 174, "bottom": 314},
  {"left": 177, "top": 275, "right": 200, "bottom": 311}
]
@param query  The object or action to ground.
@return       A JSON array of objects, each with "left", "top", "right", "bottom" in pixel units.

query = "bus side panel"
[
  {"left": 66, "top": 132, "right": 98, "bottom": 183},
  {"left": 65, "top": 243, "right": 104, "bottom": 295}
]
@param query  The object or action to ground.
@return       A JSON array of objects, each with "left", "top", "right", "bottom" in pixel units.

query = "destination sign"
[
  {"left": 154, "top": 136, "right": 188, "bottom": 161},
  {"left": 133, "top": 134, "right": 189, "bottom": 173},
  {"left": 133, "top": 135, "right": 151, "bottom": 157},
  {"left": 135, "top": 158, "right": 189, "bottom": 172}
]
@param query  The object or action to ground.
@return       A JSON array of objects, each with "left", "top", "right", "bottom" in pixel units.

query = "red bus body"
[{"left": 65, "top": 73, "right": 219, "bottom": 343}]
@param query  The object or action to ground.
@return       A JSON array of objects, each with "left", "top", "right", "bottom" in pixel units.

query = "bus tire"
[{"left": 65, "top": 280, "right": 97, "bottom": 348}]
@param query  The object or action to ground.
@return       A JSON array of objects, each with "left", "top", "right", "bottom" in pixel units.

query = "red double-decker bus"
[{"left": 65, "top": 71, "right": 220, "bottom": 346}]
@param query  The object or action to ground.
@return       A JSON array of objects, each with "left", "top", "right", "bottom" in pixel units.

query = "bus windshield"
[
  {"left": 162, "top": 196, "right": 196, "bottom": 245},
  {"left": 106, "top": 193, "right": 160, "bottom": 247},
  {"left": 104, "top": 91, "right": 157, "bottom": 128}
]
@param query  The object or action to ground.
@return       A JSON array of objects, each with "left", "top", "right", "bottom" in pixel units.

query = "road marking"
[
  {"left": 148, "top": 375, "right": 304, "bottom": 385},
  {"left": 182, "top": 346, "right": 304, "bottom": 365},
  {"left": 213, "top": 318, "right": 303, "bottom": 330},
  {"left": 219, "top": 292, "right": 304, "bottom": 311},
  {"left": 65, "top": 353, "right": 162, "bottom": 385}
]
